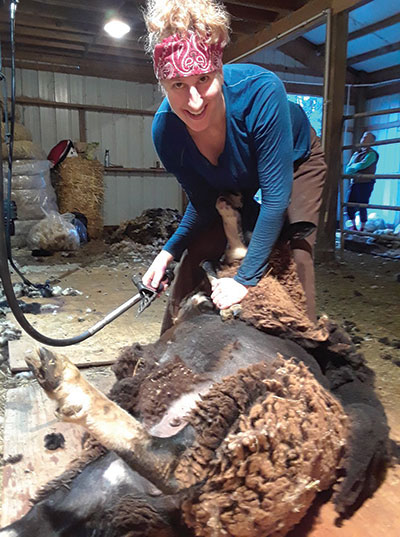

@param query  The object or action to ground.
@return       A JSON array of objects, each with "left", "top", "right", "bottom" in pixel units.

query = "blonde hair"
[{"left": 143, "top": 0, "right": 230, "bottom": 54}]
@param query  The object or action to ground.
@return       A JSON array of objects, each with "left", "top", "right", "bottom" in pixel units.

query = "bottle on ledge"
[{"left": 104, "top": 149, "right": 110, "bottom": 167}]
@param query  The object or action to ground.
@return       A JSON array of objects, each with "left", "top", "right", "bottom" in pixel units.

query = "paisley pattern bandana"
[{"left": 153, "top": 32, "right": 224, "bottom": 80}]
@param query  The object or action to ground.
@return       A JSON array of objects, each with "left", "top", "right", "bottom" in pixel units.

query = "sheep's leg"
[
  {"left": 215, "top": 195, "right": 247, "bottom": 264},
  {"left": 26, "top": 348, "right": 189, "bottom": 493}
]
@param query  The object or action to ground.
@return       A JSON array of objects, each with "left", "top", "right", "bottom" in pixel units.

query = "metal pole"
[
  {"left": 339, "top": 170, "right": 345, "bottom": 257},
  {"left": 342, "top": 137, "right": 400, "bottom": 150},
  {"left": 344, "top": 202, "right": 400, "bottom": 212},
  {"left": 344, "top": 107, "right": 400, "bottom": 120},
  {"left": 340, "top": 83, "right": 352, "bottom": 258},
  {"left": 321, "top": 8, "right": 332, "bottom": 154},
  {"left": 342, "top": 174, "right": 400, "bottom": 180}
]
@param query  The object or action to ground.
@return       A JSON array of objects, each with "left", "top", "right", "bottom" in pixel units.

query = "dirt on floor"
[{"left": 0, "top": 239, "right": 399, "bottom": 523}]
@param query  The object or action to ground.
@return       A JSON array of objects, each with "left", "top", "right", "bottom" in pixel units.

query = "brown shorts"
[{"left": 287, "top": 128, "right": 327, "bottom": 248}]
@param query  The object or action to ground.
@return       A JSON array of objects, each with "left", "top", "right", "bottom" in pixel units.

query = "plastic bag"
[
  {"left": 3, "top": 159, "right": 58, "bottom": 219},
  {"left": 11, "top": 189, "right": 58, "bottom": 219},
  {"left": 27, "top": 211, "right": 80, "bottom": 252},
  {"left": 3, "top": 173, "right": 47, "bottom": 190},
  {"left": 2, "top": 159, "right": 51, "bottom": 176}
]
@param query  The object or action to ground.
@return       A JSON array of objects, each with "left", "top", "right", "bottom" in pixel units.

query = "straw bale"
[
  {"left": 57, "top": 156, "right": 104, "bottom": 239},
  {"left": 2, "top": 140, "right": 46, "bottom": 160},
  {"left": 1, "top": 122, "right": 32, "bottom": 142}
]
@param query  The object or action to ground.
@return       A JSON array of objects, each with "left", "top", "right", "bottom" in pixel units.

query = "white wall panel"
[
  {"left": 8, "top": 67, "right": 172, "bottom": 226},
  {"left": 38, "top": 71, "right": 55, "bottom": 101},
  {"left": 68, "top": 74, "right": 84, "bottom": 104},
  {"left": 104, "top": 174, "right": 181, "bottom": 225}
]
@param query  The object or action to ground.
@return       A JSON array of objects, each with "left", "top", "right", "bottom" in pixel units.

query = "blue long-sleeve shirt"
[{"left": 152, "top": 64, "right": 311, "bottom": 286}]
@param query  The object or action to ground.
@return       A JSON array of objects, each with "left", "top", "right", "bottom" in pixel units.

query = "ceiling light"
[{"left": 104, "top": 19, "right": 131, "bottom": 39}]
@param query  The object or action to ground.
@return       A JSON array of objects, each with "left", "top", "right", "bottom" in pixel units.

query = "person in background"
[
  {"left": 142, "top": 0, "right": 327, "bottom": 325},
  {"left": 346, "top": 131, "right": 379, "bottom": 231}
]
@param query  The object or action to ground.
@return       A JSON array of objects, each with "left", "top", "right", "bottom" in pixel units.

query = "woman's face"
[{"left": 162, "top": 70, "right": 224, "bottom": 133}]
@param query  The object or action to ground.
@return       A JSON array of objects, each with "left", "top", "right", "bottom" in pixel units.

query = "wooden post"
[
  {"left": 316, "top": 10, "right": 349, "bottom": 262},
  {"left": 78, "top": 108, "right": 87, "bottom": 142}
]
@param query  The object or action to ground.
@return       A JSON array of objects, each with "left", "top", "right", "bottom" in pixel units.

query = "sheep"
[{"left": 0, "top": 197, "right": 389, "bottom": 537}]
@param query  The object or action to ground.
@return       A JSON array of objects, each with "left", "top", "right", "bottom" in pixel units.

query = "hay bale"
[
  {"left": 1, "top": 122, "right": 32, "bottom": 142},
  {"left": 57, "top": 157, "right": 104, "bottom": 239},
  {"left": 0, "top": 100, "right": 22, "bottom": 122},
  {"left": 2, "top": 140, "right": 46, "bottom": 160}
]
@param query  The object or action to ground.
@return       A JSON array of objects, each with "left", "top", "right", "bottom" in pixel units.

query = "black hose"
[
  {"left": 3, "top": 1, "right": 36, "bottom": 287},
  {"left": 0, "top": 1, "right": 144, "bottom": 346},
  {"left": 0, "top": 143, "right": 147, "bottom": 345}
]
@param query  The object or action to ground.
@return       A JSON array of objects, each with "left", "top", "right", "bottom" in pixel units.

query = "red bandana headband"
[{"left": 153, "top": 31, "right": 224, "bottom": 80}]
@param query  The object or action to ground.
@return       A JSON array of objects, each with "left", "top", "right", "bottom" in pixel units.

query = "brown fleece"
[
  {"left": 175, "top": 357, "right": 348, "bottom": 537},
  {"left": 218, "top": 244, "right": 328, "bottom": 346},
  {"left": 107, "top": 494, "right": 176, "bottom": 537}
]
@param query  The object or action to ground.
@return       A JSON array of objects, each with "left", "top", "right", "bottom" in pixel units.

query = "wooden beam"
[
  {"left": 248, "top": 61, "right": 321, "bottom": 77},
  {"left": 366, "top": 81, "right": 400, "bottom": 100},
  {"left": 0, "top": 12, "right": 98, "bottom": 36},
  {"left": 365, "top": 119, "right": 400, "bottom": 131},
  {"left": 366, "top": 65, "right": 400, "bottom": 83},
  {"left": 1, "top": 51, "right": 155, "bottom": 84},
  {"left": 226, "top": 5, "right": 279, "bottom": 24},
  {"left": 0, "top": 22, "right": 145, "bottom": 52},
  {"left": 13, "top": 96, "right": 156, "bottom": 116},
  {"left": 284, "top": 81, "right": 323, "bottom": 96},
  {"left": 104, "top": 167, "right": 170, "bottom": 175},
  {"left": 78, "top": 109, "right": 86, "bottom": 142},
  {"left": 10, "top": 40, "right": 147, "bottom": 63},
  {"left": 225, "top": 0, "right": 306, "bottom": 16},
  {"left": 231, "top": 19, "right": 266, "bottom": 35},
  {"left": 348, "top": 13, "right": 400, "bottom": 41},
  {"left": 278, "top": 37, "right": 326, "bottom": 76},
  {"left": 316, "top": 10, "right": 349, "bottom": 262},
  {"left": 224, "top": 0, "right": 369, "bottom": 63},
  {"left": 279, "top": 36, "right": 362, "bottom": 84},
  {"left": 0, "top": 12, "right": 101, "bottom": 35},
  {"left": 15, "top": 37, "right": 87, "bottom": 53},
  {"left": 348, "top": 41, "right": 400, "bottom": 66},
  {"left": 344, "top": 107, "right": 400, "bottom": 120},
  {"left": 25, "top": 0, "right": 123, "bottom": 12},
  {"left": 13, "top": 0, "right": 106, "bottom": 22},
  {"left": 316, "top": 12, "right": 400, "bottom": 54},
  {"left": 13, "top": 0, "right": 142, "bottom": 30}
]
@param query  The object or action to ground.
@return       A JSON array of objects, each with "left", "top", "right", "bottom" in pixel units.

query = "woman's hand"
[
  {"left": 142, "top": 250, "right": 174, "bottom": 291},
  {"left": 211, "top": 278, "right": 248, "bottom": 310}
]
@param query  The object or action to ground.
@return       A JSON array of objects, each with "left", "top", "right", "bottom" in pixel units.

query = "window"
[{"left": 288, "top": 94, "right": 323, "bottom": 138}]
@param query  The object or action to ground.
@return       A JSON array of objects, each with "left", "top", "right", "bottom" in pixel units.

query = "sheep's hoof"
[
  {"left": 219, "top": 304, "right": 242, "bottom": 322},
  {"left": 216, "top": 192, "right": 243, "bottom": 211},
  {"left": 216, "top": 197, "right": 236, "bottom": 219},
  {"left": 26, "top": 347, "right": 67, "bottom": 393}
]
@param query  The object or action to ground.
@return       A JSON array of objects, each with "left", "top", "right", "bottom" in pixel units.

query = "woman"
[{"left": 142, "top": 0, "right": 326, "bottom": 327}]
